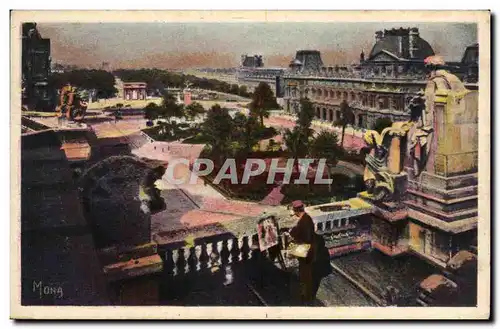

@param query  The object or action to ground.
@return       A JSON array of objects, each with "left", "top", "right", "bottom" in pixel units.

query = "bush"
[{"left": 255, "top": 126, "right": 278, "bottom": 140}]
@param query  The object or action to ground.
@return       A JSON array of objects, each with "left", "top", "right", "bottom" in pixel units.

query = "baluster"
[
  {"left": 216, "top": 241, "right": 224, "bottom": 266},
  {"left": 184, "top": 247, "right": 190, "bottom": 274},
  {"left": 237, "top": 237, "right": 245, "bottom": 262},
  {"left": 164, "top": 249, "right": 175, "bottom": 278},
  {"left": 231, "top": 237, "right": 240, "bottom": 264},
  {"left": 206, "top": 242, "right": 214, "bottom": 268},
  {"left": 172, "top": 249, "right": 180, "bottom": 276},
  {"left": 221, "top": 239, "right": 233, "bottom": 286},
  {"left": 210, "top": 241, "right": 221, "bottom": 268},
  {"left": 241, "top": 236, "right": 250, "bottom": 261},
  {"left": 199, "top": 243, "right": 209, "bottom": 271},
  {"left": 187, "top": 246, "right": 197, "bottom": 274},
  {"left": 227, "top": 239, "right": 233, "bottom": 264},
  {"left": 176, "top": 248, "right": 186, "bottom": 276},
  {"left": 195, "top": 245, "right": 202, "bottom": 272}
]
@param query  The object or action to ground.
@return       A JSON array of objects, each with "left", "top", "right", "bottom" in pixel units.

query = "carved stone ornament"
[
  {"left": 363, "top": 122, "right": 411, "bottom": 202},
  {"left": 79, "top": 156, "right": 166, "bottom": 249}
]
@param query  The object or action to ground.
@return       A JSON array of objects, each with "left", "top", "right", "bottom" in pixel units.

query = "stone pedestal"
[
  {"left": 404, "top": 73, "right": 478, "bottom": 266},
  {"left": 99, "top": 242, "right": 163, "bottom": 305},
  {"left": 358, "top": 192, "right": 409, "bottom": 256}
]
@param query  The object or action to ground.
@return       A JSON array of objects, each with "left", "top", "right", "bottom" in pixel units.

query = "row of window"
[
  {"left": 287, "top": 87, "right": 408, "bottom": 112},
  {"left": 313, "top": 107, "right": 367, "bottom": 128}
]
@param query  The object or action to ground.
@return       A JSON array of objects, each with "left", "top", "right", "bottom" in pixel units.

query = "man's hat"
[{"left": 291, "top": 200, "right": 304, "bottom": 209}]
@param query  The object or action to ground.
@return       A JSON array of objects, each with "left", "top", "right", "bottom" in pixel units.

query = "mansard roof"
[{"left": 369, "top": 34, "right": 434, "bottom": 61}]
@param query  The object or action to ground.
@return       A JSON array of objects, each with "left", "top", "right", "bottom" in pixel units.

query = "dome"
[{"left": 368, "top": 28, "right": 435, "bottom": 61}]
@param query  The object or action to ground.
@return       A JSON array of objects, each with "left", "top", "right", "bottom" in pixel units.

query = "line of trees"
[
  {"left": 49, "top": 69, "right": 118, "bottom": 99},
  {"left": 113, "top": 68, "right": 251, "bottom": 98},
  {"left": 143, "top": 81, "right": 280, "bottom": 146},
  {"left": 143, "top": 91, "right": 206, "bottom": 140},
  {"left": 201, "top": 105, "right": 278, "bottom": 161}
]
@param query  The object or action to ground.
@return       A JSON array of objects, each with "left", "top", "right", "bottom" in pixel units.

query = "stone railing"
[
  {"left": 160, "top": 207, "right": 373, "bottom": 279},
  {"left": 311, "top": 207, "right": 373, "bottom": 233},
  {"left": 161, "top": 231, "right": 293, "bottom": 279}
]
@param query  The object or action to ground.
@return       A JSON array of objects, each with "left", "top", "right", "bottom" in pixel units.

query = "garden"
[{"left": 141, "top": 83, "right": 367, "bottom": 206}]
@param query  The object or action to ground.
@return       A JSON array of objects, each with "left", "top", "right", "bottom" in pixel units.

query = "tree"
[
  {"left": 334, "top": 100, "right": 355, "bottom": 147},
  {"left": 310, "top": 130, "right": 342, "bottom": 192},
  {"left": 159, "top": 91, "right": 184, "bottom": 124},
  {"left": 232, "top": 112, "right": 260, "bottom": 153},
  {"left": 238, "top": 85, "right": 249, "bottom": 97},
  {"left": 202, "top": 104, "right": 233, "bottom": 161},
  {"left": 249, "top": 82, "right": 278, "bottom": 126},
  {"left": 144, "top": 102, "right": 160, "bottom": 121},
  {"left": 230, "top": 84, "right": 240, "bottom": 95},
  {"left": 185, "top": 102, "right": 205, "bottom": 121},
  {"left": 283, "top": 127, "right": 310, "bottom": 173},
  {"left": 49, "top": 69, "right": 117, "bottom": 100},
  {"left": 284, "top": 97, "right": 316, "bottom": 173},
  {"left": 296, "top": 98, "right": 315, "bottom": 139},
  {"left": 373, "top": 117, "right": 393, "bottom": 134}
]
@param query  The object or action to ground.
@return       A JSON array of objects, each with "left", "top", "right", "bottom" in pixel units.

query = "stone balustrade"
[
  {"left": 160, "top": 206, "right": 373, "bottom": 279},
  {"left": 161, "top": 232, "right": 293, "bottom": 278}
]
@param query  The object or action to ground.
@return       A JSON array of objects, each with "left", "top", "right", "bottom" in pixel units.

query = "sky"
[{"left": 37, "top": 22, "right": 477, "bottom": 69}]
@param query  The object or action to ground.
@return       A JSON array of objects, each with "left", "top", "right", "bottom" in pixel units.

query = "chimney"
[
  {"left": 375, "top": 30, "right": 383, "bottom": 42},
  {"left": 409, "top": 27, "right": 419, "bottom": 59}
]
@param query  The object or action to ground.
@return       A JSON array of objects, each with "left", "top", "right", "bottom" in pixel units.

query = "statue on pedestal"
[
  {"left": 408, "top": 92, "right": 431, "bottom": 177},
  {"left": 408, "top": 55, "right": 472, "bottom": 177},
  {"left": 56, "top": 82, "right": 88, "bottom": 122}
]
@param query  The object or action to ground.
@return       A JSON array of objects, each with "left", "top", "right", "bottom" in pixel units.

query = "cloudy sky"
[{"left": 38, "top": 22, "right": 477, "bottom": 69}]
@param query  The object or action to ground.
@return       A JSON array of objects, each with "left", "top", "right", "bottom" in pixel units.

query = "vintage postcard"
[{"left": 10, "top": 10, "right": 490, "bottom": 320}]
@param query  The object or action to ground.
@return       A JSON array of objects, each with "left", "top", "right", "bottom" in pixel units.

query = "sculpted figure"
[
  {"left": 56, "top": 82, "right": 88, "bottom": 121},
  {"left": 363, "top": 122, "right": 411, "bottom": 202},
  {"left": 408, "top": 92, "right": 431, "bottom": 177},
  {"left": 408, "top": 56, "right": 469, "bottom": 176}
]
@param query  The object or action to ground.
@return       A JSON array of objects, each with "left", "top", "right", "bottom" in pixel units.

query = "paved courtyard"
[{"left": 131, "top": 140, "right": 280, "bottom": 244}]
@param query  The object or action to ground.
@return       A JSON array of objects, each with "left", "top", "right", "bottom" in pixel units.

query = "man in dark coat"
[{"left": 289, "top": 200, "right": 331, "bottom": 303}]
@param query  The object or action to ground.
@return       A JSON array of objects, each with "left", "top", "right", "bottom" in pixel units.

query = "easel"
[
  {"left": 250, "top": 215, "right": 289, "bottom": 288},
  {"left": 259, "top": 242, "right": 288, "bottom": 271}
]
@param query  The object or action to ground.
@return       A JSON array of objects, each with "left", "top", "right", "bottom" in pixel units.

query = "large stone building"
[
  {"left": 22, "top": 22, "right": 52, "bottom": 111},
  {"left": 281, "top": 28, "right": 479, "bottom": 130},
  {"left": 236, "top": 54, "right": 286, "bottom": 94}
]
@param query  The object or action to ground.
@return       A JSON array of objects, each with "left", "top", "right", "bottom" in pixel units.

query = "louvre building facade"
[{"left": 277, "top": 27, "right": 479, "bottom": 129}]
